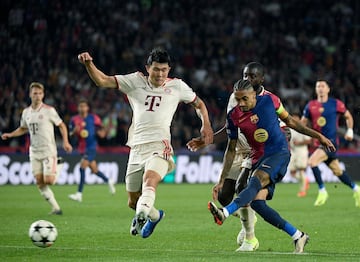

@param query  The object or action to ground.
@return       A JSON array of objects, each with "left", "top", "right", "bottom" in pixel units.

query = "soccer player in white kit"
[
  {"left": 289, "top": 113, "right": 312, "bottom": 197},
  {"left": 1, "top": 82, "right": 72, "bottom": 214},
  {"left": 78, "top": 48, "right": 213, "bottom": 238}
]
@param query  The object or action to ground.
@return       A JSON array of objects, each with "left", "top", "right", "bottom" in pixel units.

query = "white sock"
[
  {"left": 148, "top": 207, "right": 160, "bottom": 221},
  {"left": 353, "top": 184, "right": 359, "bottom": 192},
  {"left": 292, "top": 230, "right": 302, "bottom": 240},
  {"left": 240, "top": 206, "right": 256, "bottom": 239},
  {"left": 40, "top": 186, "right": 60, "bottom": 211},
  {"left": 319, "top": 188, "right": 327, "bottom": 193},
  {"left": 223, "top": 208, "right": 230, "bottom": 218},
  {"left": 136, "top": 186, "right": 156, "bottom": 217}
]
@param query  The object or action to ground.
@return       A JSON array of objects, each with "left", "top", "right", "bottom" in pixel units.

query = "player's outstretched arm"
[
  {"left": 78, "top": 52, "right": 117, "bottom": 88},
  {"left": 190, "top": 97, "right": 214, "bottom": 145},
  {"left": 1, "top": 127, "right": 28, "bottom": 140},
  {"left": 212, "top": 138, "right": 237, "bottom": 201},
  {"left": 186, "top": 125, "right": 227, "bottom": 152},
  {"left": 58, "top": 122, "right": 73, "bottom": 153},
  {"left": 282, "top": 113, "right": 335, "bottom": 152}
]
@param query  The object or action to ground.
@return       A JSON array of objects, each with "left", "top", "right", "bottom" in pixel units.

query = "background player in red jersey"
[
  {"left": 68, "top": 99, "right": 116, "bottom": 202},
  {"left": 208, "top": 79, "right": 335, "bottom": 253},
  {"left": 301, "top": 80, "right": 360, "bottom": 206}
]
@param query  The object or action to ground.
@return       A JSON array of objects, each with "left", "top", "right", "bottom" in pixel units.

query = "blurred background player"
[
  {"left": 208, "top": 79, "right": 335, "bottom": 253},
  {"left": 78, "top": 47, "right": 213, "bottom": 238},
  {"left": 301, "top": 80, "right": 360, "bottom": 206},
  {"left": 1, "top": 82, "right": 72, "bottom": 214},
  {"left": 68, "top": 99, "right": 116, "bottom": 202},
  {"left": 288, "top": 112, "right": 312, "bottom": 197}
]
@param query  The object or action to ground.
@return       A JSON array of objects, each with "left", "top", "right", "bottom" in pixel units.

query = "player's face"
[
  {"left": 243, "top": 67, "right": 264, "bottom": 89},
  {"left": 30, "top": 87, "right": 44, "bottom": 104},
  {"left": 234, "top": 89, "right": 257, "bottom": 112},
  {"left": 146, "top": 62, "right": 171, "bottom": 87},
  {"left": 78, "top": 102, "right": 89, "bottom": 116},
  {"left": 315, "top": 81, "right": 330, "bottom": 98}
]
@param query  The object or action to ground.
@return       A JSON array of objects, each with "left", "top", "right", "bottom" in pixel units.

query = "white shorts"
[
  {"left": 289, "top": 150, "right": 308, "bottom": 171},
  {"left": 223, "top": 153, "right": 244, "bottom": 181},
  {"left": 126, "top": 141, "right": 175, "bottom": 192},
  {"left": 30, "top": 155, "right": 58, "bottom": 177}
]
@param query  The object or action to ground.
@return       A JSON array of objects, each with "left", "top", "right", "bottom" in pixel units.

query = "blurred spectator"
[{"left": 1, "top": 0, "right": 359, "bottom": 152}]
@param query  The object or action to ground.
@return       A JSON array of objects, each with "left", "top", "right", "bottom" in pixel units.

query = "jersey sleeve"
[
  {"left": 49, "top": 107, "right": 63, "bottom": 126},
  {"left": 226, "top": 110, "right": 238, "bottom": 140},
  {"left": 93, "top": 114, "right": 103, "bottom": 127},
  {"left": 336, "top": 99, "right": 347, "bottom": 114},
  {"left": 114, "top": 72, "right": 140, "bottom": 94},
  {"left": 20, "top": 110, "right": 28, "bottom": 128},
  {"left": 178, "top": 80, "right": 197, "bottom": 104},
  {"left": 302, "top": 103, "right": 310, "bottom": 119}
]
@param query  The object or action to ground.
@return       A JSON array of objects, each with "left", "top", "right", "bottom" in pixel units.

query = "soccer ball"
[{"left": 29, "top": 220, "right": 58, "bottom": 248}]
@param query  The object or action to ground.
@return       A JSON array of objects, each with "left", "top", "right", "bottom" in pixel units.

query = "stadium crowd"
[{"left": 1, "top": 0, "right": 359, "bottom": 152}]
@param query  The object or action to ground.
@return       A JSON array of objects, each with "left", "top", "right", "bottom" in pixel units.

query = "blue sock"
[
  {"left": 96, "top": 171, "right": 108, "bottom": 183},
  {"left": 338, "top": 171, "right": 355, "bottom": 189},
  {"left": 78, "top": 168, "right": 85, "bottom": 192},
  {"left": 225, "top": 176, "right": 262, "bottom": 215},
  {"left": 251, "top": 200, "right": 297, "bottom": 236},
  {"left": 311, "top": 166, "right": 325, "bottom": 189}
]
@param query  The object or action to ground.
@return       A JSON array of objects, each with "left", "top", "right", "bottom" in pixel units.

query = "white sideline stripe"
[{"left": 0, "top": 245, "right": 358, "bottom": 257}]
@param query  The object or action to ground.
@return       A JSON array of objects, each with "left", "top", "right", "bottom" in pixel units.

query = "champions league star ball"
[{"left": 29, "top": 220, "right": 58, "bottom": 248}]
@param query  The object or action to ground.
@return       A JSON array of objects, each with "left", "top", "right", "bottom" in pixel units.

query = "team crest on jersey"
[
  {"left": 39, "top": 115, "right": 43, "bottom": 119},
  {"left": 164, "top": 88, "right": 171, "bottom": 94},
  {"left": 80, "top": 129, "right": 89, "bottom": 138},
  {"left": 254, "top": 128, "right": 268, "bottom": 143},
  {"left": 317, "top": 116, "right": 326, "bottom": 127},
  {"left": 250, "top": 114, "right": 259, "bottom": 124},
  {"left": 319, "top": 107, "right": 324, "bottom": 113}
]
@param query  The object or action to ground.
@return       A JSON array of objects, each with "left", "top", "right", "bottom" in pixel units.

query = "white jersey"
[
  {"left": 227, "top": 93, "right": 251, "bottom": 156},
  {"left": 115, "top": 72, "right": 196, "bottom": 147},
  {"left": 20, "top": 103, "right": 62, "bottom": 159},
  {"left": 290, "top": 128, "right": 311, "bottom": 155}
]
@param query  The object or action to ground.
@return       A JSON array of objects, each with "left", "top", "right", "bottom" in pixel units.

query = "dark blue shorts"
[
  {"left": 253, "top": 151, "right": 291, "bottom": 200},
  {"left": 82, "top": 150, "right": 96, "bottom": 162},
  {"left": 318, "top": 145, "right": 338, "bottom": 166}
]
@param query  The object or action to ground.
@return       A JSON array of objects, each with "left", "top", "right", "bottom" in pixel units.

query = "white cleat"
[
  {"left": 236, "top": 228, "right": 246, "bottom": 246},
  {"left": 108, "top": 179, "right": 116, "bottom": 195},
  {"left": 294, "top": 232, "right": 309, "bottom": 253},
  {"left": 68, "top": 192, "right": 82, "bottom": 202},
  {"left": 236, "top": 237, "right": 259, "bottom": 252}
]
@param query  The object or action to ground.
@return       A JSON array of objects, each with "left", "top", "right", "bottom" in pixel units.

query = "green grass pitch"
[{"left": 0, "top": 182, "right": 359, "bottom": 261}]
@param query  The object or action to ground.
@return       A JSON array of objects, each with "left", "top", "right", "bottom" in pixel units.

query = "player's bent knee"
[{"left": 44, "top": 175, "right": 56, "bottom": 185}]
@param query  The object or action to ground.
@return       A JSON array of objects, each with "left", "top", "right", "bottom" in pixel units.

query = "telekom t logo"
[{"left": 145, "top": 95, "right": 162, "bottom": 111}]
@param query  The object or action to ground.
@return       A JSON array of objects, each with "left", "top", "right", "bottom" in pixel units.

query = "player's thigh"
[
  {"left": 42, "top": 156, "right": 58, "bottom": 185},
  {"left": 328, "top": 159, "right": 342, "bottom": 176},
  {"left": 144, "top": 156, "right": 170, "bottom": 182},
  {"left": 308, "top": 148, "right": 328, "bottom": 167},
  {"left": 227, "top": 157, "right": 242, "bottom": 180}
]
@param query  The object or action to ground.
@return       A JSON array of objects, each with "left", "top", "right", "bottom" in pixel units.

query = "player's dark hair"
[
  {"left": 244, "top": 62, "right": 265, "bottom": 76},
  {"left": 233, "top": 79, "right": 253, "bottom": 91},
  {"left": 146, "top": 47, "right": 171, "bottom": 66}
]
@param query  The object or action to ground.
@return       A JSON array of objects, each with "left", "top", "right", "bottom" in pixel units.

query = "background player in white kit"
[
  {"left": 78, "top": 47, "right": 213, "bottom": 238},
  {"left": 289, "top": 112, "right": 312, "bottom": 197},
  {"left": 1, "top": 82, "right": 72, "bottom": 214}
]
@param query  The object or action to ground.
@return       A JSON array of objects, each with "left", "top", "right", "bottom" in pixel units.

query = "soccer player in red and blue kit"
[
  {"left": 302, "top": 80, "right": 360, "bottom": 206},
  {"left": 68, "top": 99, "right": 115, "bottom": 202},
  {"left": 208, "top": 79, "right": 335, "bottom": 253}
]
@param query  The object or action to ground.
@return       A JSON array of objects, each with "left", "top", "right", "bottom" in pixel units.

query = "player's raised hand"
[
  {"left": 318, "top": 135, "right": 336, "bottom": 152},
  {"left": 186, "top": 137, "right": 206, "bottom": 152},
  {"left": 77, "top": 52, "right": 93, "bottom": 64}
]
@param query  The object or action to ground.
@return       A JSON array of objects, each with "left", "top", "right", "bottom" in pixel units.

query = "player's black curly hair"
[
  {"left": 146, "top": 47, "right": 171, "bottom": 66},
  {"left": 245, "top": 62, "right": 265, "bottom": 76}
]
